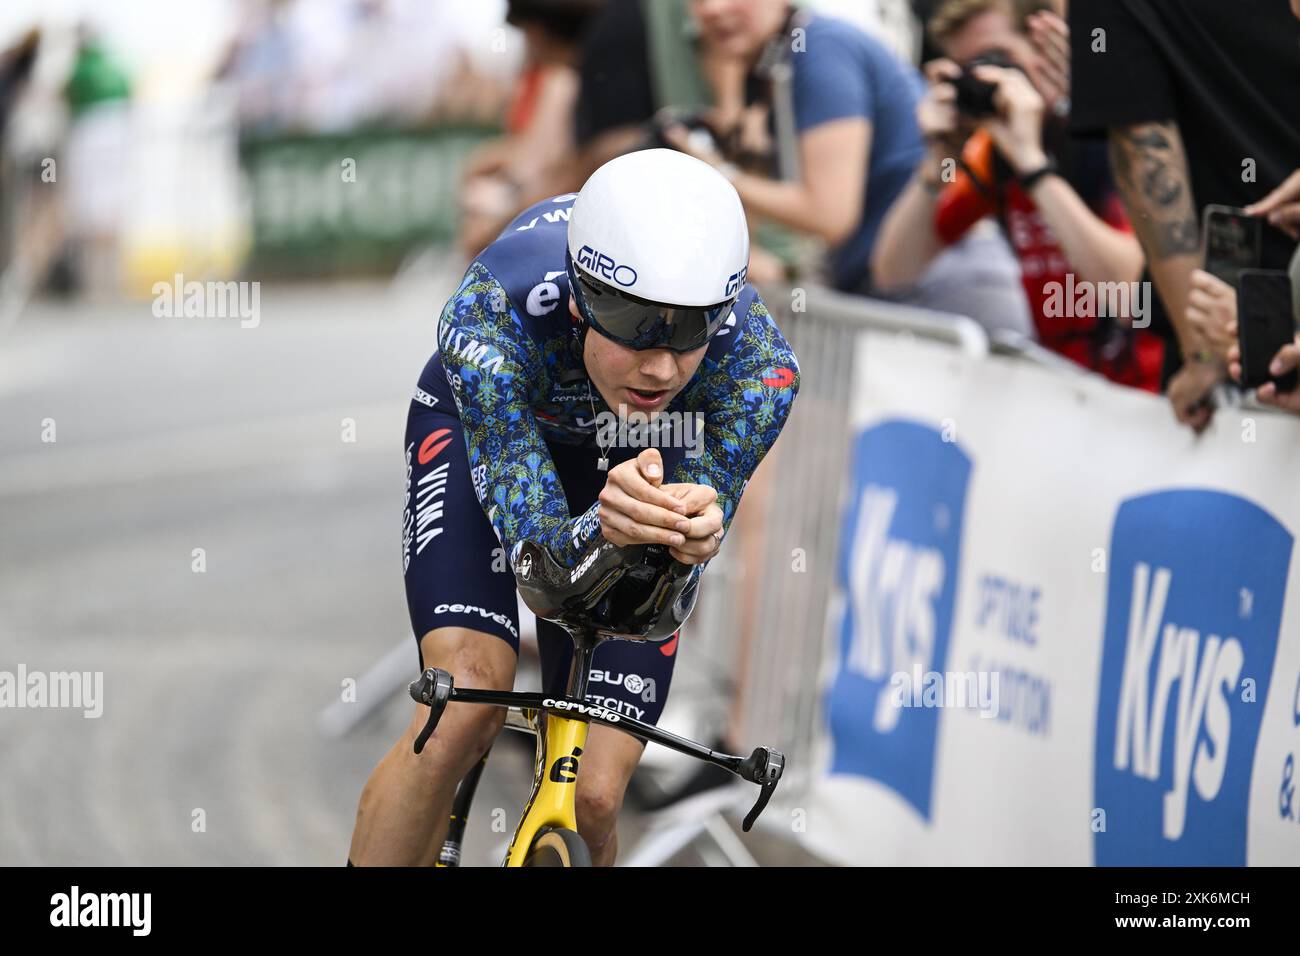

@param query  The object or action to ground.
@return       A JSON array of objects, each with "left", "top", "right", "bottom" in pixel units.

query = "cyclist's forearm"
[
  {"left": 668, "top": 312, "right": 801, "bottom": 533},
  {"left": 439, "top": 263, "right": 600, "bottom": 571}
]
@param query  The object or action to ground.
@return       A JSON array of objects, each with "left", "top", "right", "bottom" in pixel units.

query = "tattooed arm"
[
  {"left": 1106, "top": 123, "right": 1201, "bottom": 349},
  {"left": 1107, "top": 122, "right": 1221, "bottom": 430}
]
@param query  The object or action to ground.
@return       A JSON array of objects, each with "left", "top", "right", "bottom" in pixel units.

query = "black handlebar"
[{"left": 407, "top": 667, "right": 784, "bottom": 832}]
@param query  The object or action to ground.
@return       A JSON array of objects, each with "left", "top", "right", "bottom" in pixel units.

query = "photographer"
[{"left": 872, "top": 0, "right": 1160, "bottom": 390}]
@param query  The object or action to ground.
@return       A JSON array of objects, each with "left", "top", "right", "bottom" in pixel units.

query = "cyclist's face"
[{"left": 573, "top": 296, "right": 708, "bottom": 415}]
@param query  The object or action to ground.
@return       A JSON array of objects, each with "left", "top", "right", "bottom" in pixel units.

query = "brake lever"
[
  {"left": 408, "top": 668, "right": 454, "bottom": 755},
  {"left": 738, "top": 746, "right": 784, "bottom": 832}
]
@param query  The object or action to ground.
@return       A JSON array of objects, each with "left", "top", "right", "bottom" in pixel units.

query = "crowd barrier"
[{"left": 694, "top": 284, "right": 1300, "bottom": 866}]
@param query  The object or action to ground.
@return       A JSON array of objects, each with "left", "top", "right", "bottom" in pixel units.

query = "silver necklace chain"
[{"left": 588, "top": 387, "right": 610, "bottom": 471}]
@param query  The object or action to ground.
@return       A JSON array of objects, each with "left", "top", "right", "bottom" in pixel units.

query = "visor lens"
[{"left": 567, "top": 254, "right": 734, "bottom": 353}]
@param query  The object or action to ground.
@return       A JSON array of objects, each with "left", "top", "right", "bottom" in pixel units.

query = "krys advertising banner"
[{"left": 801, "top": 333, "right": 1300, "bottom": 866}]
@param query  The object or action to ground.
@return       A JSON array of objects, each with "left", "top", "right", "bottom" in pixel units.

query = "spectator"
[
  {"left": 573, "top": 0, "right": 675, "bottom": 171},
  {"left": 665, "top": 0, "right": 930, "bottom": 294},
  {"left": 1070, "top": 0, "right": 1300, "bottom": 429},
  {"left": 872, "top": 0, "right": 1161, "bottom": 390},
  {"left": 657, "top": 0, "right": 1031, "bottom": 340},
  {"left": 61, "top": 25, "right": 132, "bottom": 299},
  {"left": 457, "top": 0, "right": 604, "bottom": 259}
]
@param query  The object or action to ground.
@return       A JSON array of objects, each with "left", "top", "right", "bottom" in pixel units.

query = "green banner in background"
[{"left": 240, "top": 125, "right": 496, "bottom": 277}]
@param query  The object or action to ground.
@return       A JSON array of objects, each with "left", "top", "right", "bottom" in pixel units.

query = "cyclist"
[{"left": 348, "top": 148, "right": 800, "bottom": 866}]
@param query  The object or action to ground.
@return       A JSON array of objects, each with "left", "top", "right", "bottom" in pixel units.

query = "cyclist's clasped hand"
[
  {"left": 658, "top": 482, "right": 724, "bottom": 566},
  {"left": 598, "top": 449, "right": 692, "bottom": 549},
  {"left": 597, "top": 449, "right": 724, "bottom": 564}
]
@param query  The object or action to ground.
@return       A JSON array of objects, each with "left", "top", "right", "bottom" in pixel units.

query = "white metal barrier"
[{"left": 682, "top": 286, "right": 990, "bottom": 815}]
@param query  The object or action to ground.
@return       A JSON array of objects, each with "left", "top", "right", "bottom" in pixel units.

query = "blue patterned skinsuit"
[{"left": 402, "top": 193, "right": 799, "bottom": 723}]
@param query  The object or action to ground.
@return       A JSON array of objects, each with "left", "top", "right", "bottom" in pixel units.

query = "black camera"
[{"left": 950, "top": 49, "right": 1018, "bottom": 118}]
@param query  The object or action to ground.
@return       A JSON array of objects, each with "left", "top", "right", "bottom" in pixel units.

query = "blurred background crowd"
[{"left": 3, "top": 0, "right": 1298, "bottom": 421}]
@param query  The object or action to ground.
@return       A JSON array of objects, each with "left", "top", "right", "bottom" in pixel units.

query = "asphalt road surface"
[{"left": 0, "top": 262, "right": 825, "bottom": 867}]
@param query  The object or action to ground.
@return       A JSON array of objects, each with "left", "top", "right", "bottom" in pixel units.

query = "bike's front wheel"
[{"left": 522, "top": 827, "right": 591, "bottom": 867}]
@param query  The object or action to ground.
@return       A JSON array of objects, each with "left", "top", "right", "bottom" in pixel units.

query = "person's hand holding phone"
[
  {"left": 1185, "top": 269, "right": 1238, "bottom": 362},
  {"left": 1228, "top": 337, "right": 1300, "bottom": 414},
  {"left": 1245, "top": 169, "right": 1300, "bottom": 240}
]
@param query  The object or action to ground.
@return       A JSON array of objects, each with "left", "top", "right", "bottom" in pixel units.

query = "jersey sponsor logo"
[
  {"left": 412, "top": 387, "right": 438, "bottom": 408},
  {"left": 827, "top": 420, "right": 972, "bottom": 820},
  {"left": 433, "top": 602, "right": 519, "bottom": 640},
  {"left": 526, "top": 271, "right": 567, "bottom": 316},
  {"left": 438, "top": 324, "right": 506, "bottom": 376},
  {"left": 725, "top": 266, "right": 748, "bottom": 298},
  {"left": 761, "top": 367, "right": 796, "bottom": 389},
  {"left": 402, "top": 443, "right": 416, "bottom": 572},
  {"left": 576, "top": 244, "right": 637, "bottom": 287},
  {"left": 584, "top": 695, "right": 645, "bottom": 720},
  {"left": 514, "top": 206, "right": 573, "bottom": 231},
  {"left": 469, "top": 462, "right": 488, "bottom": 504},
  {"left": 589, "top": 669, "right": 657, "bottom": 702},
  {"left": 548, "top": 377, "right": 594, "bottom": 403},
  {"left": 417, "top": 428, "right": 453, "bottom": 465},
  {"left": 1094, "top": 490, "right": 1289, "bottom": 865},
  {"left": 570, "top": 506, "right": 602, "bottom": 547},
  {"left": 409, "top": 462, "right": 450, "bottom": 559}
]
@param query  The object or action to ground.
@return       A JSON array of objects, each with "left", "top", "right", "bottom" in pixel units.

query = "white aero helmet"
[{"left": 566, "top": 148, "right": 750, "bottom": 352}]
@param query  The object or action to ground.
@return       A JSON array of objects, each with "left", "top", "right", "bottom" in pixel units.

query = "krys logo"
[
  {"left": 827, "top": 420, "right": 971, "bottom": 820},
  {"left": 1094, "top": 490, "right": 1291, "bottom": 865}
]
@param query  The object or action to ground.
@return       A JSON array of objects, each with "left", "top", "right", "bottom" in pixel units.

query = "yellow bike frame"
[{"left": 503, "top": 709, "right": 589, "bottom": 866}]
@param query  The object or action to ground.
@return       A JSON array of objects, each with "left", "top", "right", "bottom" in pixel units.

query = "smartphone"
[
  {"left": 1202, "top": 204, "right": 1261, "bottom": 287},
  {"left": 1237, "top": 269, "right": 1297, "bottom": 392}
]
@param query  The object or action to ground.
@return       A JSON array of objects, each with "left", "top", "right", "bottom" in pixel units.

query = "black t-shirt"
[
  {"left": 573, "top": 0, "right": 656, "bottom": 146},
  {"left": 1069, "top": 0, "right": 1300, "bottom": 376}
]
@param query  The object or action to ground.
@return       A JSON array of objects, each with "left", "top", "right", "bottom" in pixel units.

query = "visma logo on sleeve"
[
  {"left": 1094, "top": 490, "right": 1291, "bottom": 865},
  {"left": 826, "top": 420, "right": 971, "bottom": 820}
]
